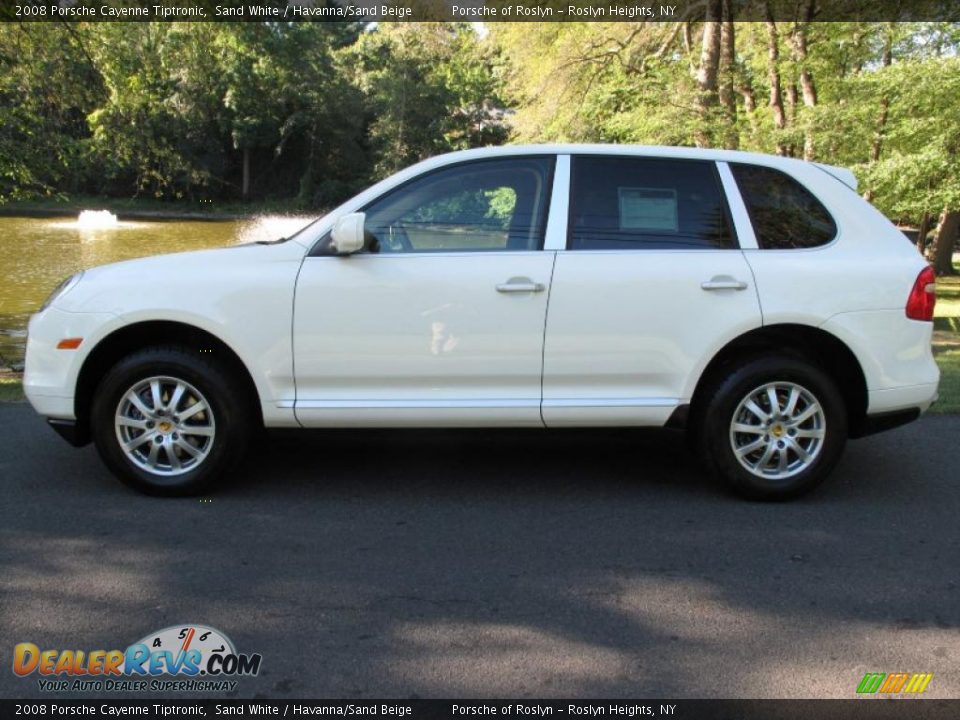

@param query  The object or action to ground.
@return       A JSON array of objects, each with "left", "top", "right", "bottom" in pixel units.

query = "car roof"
[
  {"left": 428, "top": 142, "right": 795, "bottom": 165},
  {"left": 417, "top": 144, "right": 858, "bottom": 190}
]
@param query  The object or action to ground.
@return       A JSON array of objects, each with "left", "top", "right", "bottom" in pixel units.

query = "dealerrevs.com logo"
[{"left": 13, "top": 625, "right": 262, "bottom": 693}]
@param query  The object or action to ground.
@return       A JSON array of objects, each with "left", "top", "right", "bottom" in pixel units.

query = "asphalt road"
[{"left": 1, "top": 401, "right": 958, "bottom": 700}]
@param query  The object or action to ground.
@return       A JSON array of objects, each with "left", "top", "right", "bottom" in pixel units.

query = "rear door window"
[{"left": 568, "top": 156, "right": 736, "bottom": 250}]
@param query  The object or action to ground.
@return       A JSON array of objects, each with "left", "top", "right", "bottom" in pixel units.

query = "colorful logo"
[
  {"left": 13, "top": 624, "right": 261, "bottom": 691},
  {"left": 857, "top": 672, "right": 933, "bottom": 695}
]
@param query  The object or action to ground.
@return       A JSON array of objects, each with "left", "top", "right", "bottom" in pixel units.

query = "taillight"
[{"left": 905, "top": 266, "right": 936, "bottom": 321}]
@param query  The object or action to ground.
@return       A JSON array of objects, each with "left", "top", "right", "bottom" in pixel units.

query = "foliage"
[
  {"left": 2, "top": 19, "right": 960, "bottom": 224},
  {"left": 854, "top": 58, "right": 960, "bottom": 219},
  {"left": 0, "top": 24, "right": 103, "bottom": 202},
  {"left": 350, "top": 23, "right": 508, "bottom": 177},
  {"left": 492, "top": 20, "right": 960, "bottom": 226},
  {"left": 0, "top": 22, "right": 507, "bottom": 208}
]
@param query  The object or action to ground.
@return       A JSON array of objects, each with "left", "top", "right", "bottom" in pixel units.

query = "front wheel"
[
  {"left": 699, "top": 356, "right": 847, "bottom": 500},
  {"left": 91, "top": 346, "right": 251, "bottom": 496}
]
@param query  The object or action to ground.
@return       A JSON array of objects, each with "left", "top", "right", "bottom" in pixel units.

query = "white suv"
[{"left": 24, "top": 145, "right": 939, "bottom": 499}]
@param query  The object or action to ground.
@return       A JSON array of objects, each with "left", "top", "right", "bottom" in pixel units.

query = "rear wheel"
[
  {"left": 699, "top": 356, "right": 847, "bottom": 500},
  {"left": 91, "top": 346, "right": 251, "bottom": 496}
]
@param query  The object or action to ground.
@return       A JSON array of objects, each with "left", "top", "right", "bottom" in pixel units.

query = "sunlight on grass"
[
  {"left": 0, "top": 377, "right": 24, "bottom": 402},
  {"left": 932, "top": 348, "right": 960, "bottom": 414},
  {"left": 936, "top": 275, "right": 960, "bottom": 318}
]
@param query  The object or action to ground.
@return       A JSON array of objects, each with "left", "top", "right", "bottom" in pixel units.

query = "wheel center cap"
[
  {"left": 158, "top": 420, "right": 174, "bottom": 434},
  {"left": 771, "top": 424, "right": 785, "bottom": 438}
]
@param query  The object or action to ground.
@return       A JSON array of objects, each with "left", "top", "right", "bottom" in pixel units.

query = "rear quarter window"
[{"left": 730, "top": 163, "right": 837, "bottom": 250}]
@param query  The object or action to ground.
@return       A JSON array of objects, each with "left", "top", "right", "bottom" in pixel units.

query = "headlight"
[{"left": 39, "top": 272, "right": 84, "bottom": 312}]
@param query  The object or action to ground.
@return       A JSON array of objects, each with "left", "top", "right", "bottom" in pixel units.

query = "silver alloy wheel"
[
  {"left": 114, "top": 375, "right": 216, "bottom": 477},
  {"left": 729, "top": 381, "right": 826, "bottom": 481}
]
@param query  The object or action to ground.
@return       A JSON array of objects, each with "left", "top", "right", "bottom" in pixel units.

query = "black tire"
[
  {"left": 90, "top": 345, "right": 252, "bottom": 496},
  {"left": 698, "top": 355, "right": 847, "bottom": 501}
]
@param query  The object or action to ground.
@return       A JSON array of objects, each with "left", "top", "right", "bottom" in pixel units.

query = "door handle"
[
  {"left": 701, "top": 276, "right": 748, "bottom": 291},
  {"left": 496, "top": 277, "right": 545, "bottom": 293}
]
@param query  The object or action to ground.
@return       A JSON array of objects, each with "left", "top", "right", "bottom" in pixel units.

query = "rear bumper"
[
  {"left": 47, "top": 418, "right": 91, "bottom": 447},
  {"left": 851, "top": 382, "right": 937, "bottom": 438},
  {"left": 851, "top": 407, "right": 923, "bottom": 439},
  {"left": 867, "top": 382, "right": 939, "bottom": 415},
  {"left": 820, "top": 312, "right": 940, "bottom": 413}
]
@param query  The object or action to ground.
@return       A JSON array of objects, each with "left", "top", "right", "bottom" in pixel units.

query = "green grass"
[
  {"left": 933, "top": 351, "right": 960, "bottom": 414},
  {"left": 0, "top": 376, "right": 24, "bottom": 402},
  {"left": 932, "top": 344, "right": 960, "bottom": 414}
]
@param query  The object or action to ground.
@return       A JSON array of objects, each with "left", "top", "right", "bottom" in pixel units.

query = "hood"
[{"left": 53, "top": 241, "right": 307, "bottom": 315}]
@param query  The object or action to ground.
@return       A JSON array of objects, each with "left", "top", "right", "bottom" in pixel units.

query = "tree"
[
  {"left": 351, "top": 23, "right": 508, "bottom": 178},
  {"left": 86, "top": 23, "right": 210, "bottom": 198},
  {"left": 0, "top": 23, "right": 103, "bottom": 202},
  {"left": 694, "top": 0, "right": 723, "bottom": 148},
  {"left": 3, "top": 18, "right": 959, "bottom": 228},
  {"left": 856, "top": 54, "right": 960, "bottom": 274}
]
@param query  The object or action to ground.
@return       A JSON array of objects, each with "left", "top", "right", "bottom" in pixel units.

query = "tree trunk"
[
  {"left": 850, "top": 23, "right": 865, "bottom": 74},
  {"left": 868, "top": 25, "right": 895, "bottom": 166},
  {"left": 932, "top": 209, "right": 959, "bottom": 276},
  {"left": 739, "top": 82, "right": 758, "bottom": 142},
  {"left": 869, "top": 98, "right": 889, "bottom": 163},
  {"left": 718, "top": 0, "right": 738, "bottom": 149},
  {"left": 916, "top": 212, "right": 932, "bottom": 256},
  {"left": 794, "top": 1, "right": 818, "bottom": 105},
  {"left": 881, "top": 22, "right": 894, "bottom": 67},
  {"left": 241, "top": 146, "right": 250, "bottom": 200},
  {"left": 786, "top": 82, "right": 798, "bottom": 123},
  {"left": 694, "top": 0, "right": 723, "bottom": 148},
  {"left": 765, "top": 12, "right": 787, "bottom": 155},
  {"left": 798, "top": 67, "right": 817, "bottom": 107},
  {"left": 790, "top": 3, "right": 818, "bottom": 160},
  {"left": 297, "top": 129, "right": 318, "bottom": 207},
  {"left": 784, "top": 81, "right": 798, "bottom": 156}
]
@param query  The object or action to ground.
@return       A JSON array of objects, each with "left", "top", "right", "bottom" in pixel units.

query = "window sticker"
[{"left": 618, "top": 187, "right": 678, "bottom": 232}]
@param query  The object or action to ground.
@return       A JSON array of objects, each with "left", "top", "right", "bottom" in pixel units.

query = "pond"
[{"left": 0, "top": 213, "right": 315, "bottom": 368}]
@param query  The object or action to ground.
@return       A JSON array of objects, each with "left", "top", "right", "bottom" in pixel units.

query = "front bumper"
[{"left": 23, "top": 307, "right": 118, "bottom": 420}]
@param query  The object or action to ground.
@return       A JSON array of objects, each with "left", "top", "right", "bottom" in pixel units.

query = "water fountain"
[{"left": 76, "top": 209, "right": 119, "bottom": 229}]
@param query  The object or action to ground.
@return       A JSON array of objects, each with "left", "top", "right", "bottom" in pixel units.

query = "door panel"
[
  {"left": 293, "top": 253, "right": 555, "bottom": 427},
  {"left": 542, "top": 155, "right": 763, "bottom": 427},
  {"left": 292, "top": 156, "right": 558, "bottom": 428},
  {"left": 542, "top": 250, "right": 761, "bottom": 426}
]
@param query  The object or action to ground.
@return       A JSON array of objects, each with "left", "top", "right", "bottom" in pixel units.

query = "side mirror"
[{"left": 330, "top": 212, "right": 366, "bottom": 255}]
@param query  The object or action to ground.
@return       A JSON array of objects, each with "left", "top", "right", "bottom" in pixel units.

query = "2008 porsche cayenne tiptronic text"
[{"left": 24, "top": 145, "right": 940, "bottom": 499}]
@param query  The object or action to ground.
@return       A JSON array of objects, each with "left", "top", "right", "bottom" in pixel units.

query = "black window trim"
[
  {"left": 728, "top": 161, "right": 839, "bottom": 251},
  {"left": 565, "top": 154, "right": 741, "bottom": 252},
  {"left": 309, "top": 155, "right": 557, "bottom": 257}
]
